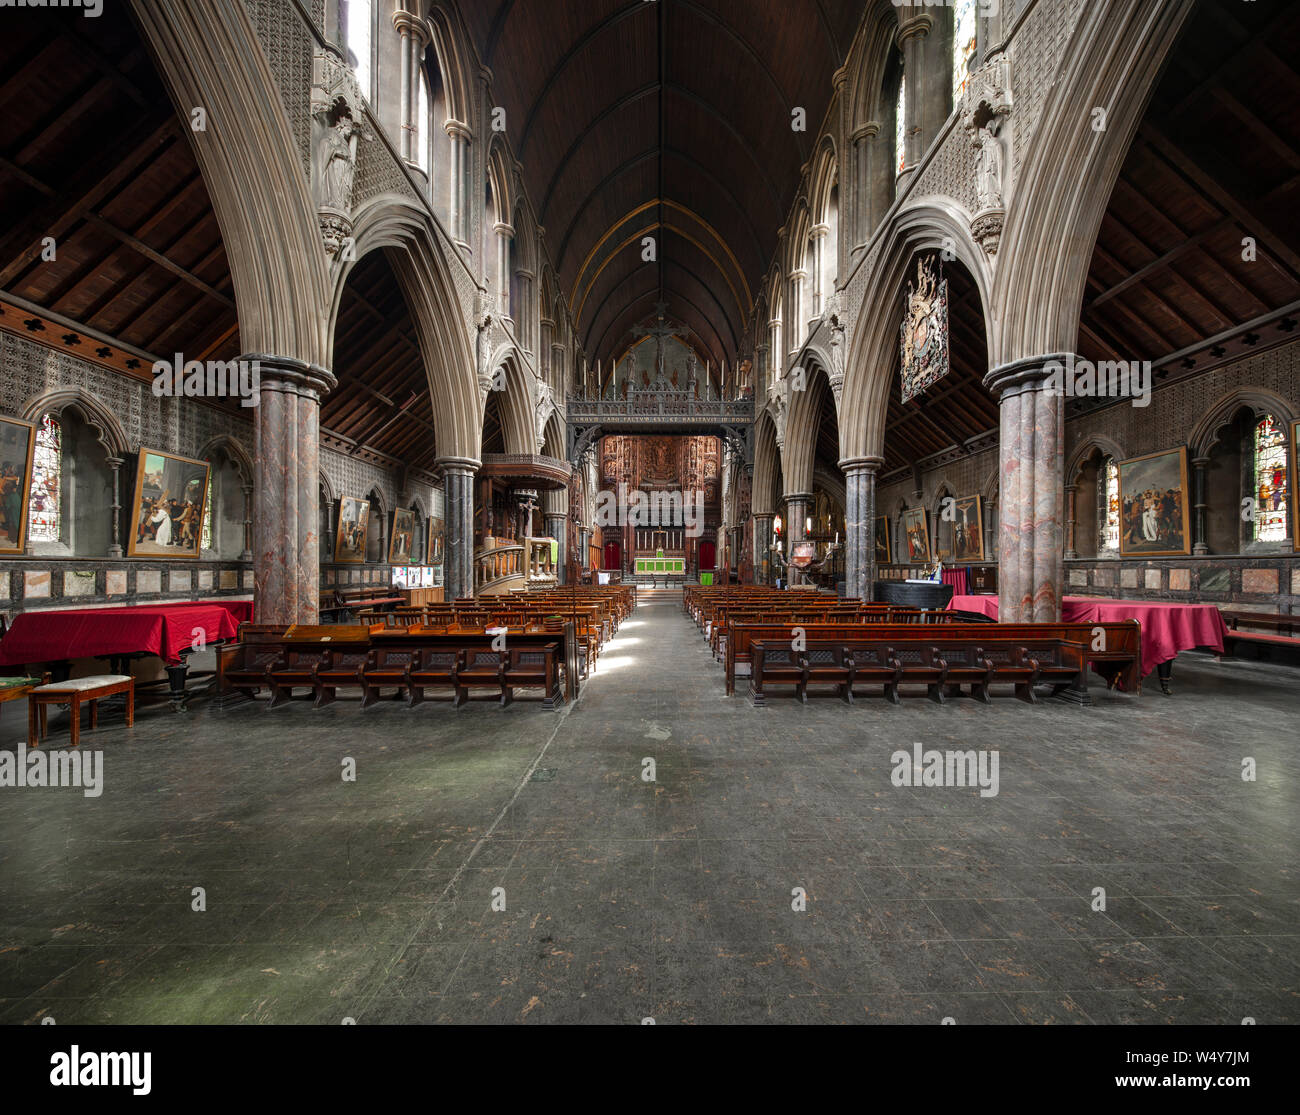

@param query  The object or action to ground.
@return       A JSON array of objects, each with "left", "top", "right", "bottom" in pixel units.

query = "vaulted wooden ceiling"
[
  {"left": 0, "top": 5, "right": 237, "bottom": 366},
  {"left": 465, "top": 0, "right": 861, "bottom": 371}
]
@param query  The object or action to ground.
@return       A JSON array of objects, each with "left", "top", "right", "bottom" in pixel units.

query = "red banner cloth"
[
  {"left": 948, "top": 594, "right": 1227, "bottom": 672},
  {"left": 940, "top": 567, "right": 970, "bottom": 593},
  {"left": 0, "top": 600, "right": 254, "bottom": 666}
]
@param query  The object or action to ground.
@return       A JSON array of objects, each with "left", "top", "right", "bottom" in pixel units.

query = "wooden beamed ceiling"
[{"left": 467, "top": 0, "right": 860, "bottom": 370}]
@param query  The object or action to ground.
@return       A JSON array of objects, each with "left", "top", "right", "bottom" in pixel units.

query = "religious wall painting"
[
  {"left": 128, "top": 449, "right": 210, "bottom": 559},
  {"left": 428, "top": 516, "right": 445, "bottom": 566},
  {"left": 334, "top": 496, "right": 370, "bottom": 563},
  {"left": 874, "top": 515, "right": 891, "bottom": 565},
  {"left": 1117, "top": 447, "right": 1190, "bottom": 557},
  {"left": 942, "top": 494, "right": 985, "bottom": 563},
  {"left": 901, "top": 507, "right": 931, "bottom": 563},
  {"left": 898, "top": 255, "right": 949, "bottom": 404},
  {"left": 388, "top": 508, "right": 416, "bottom": 564},
  {"left": 0, "top": 416, "right": 37, "bottom": 554}
]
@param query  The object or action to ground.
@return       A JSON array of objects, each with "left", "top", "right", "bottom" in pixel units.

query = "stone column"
[
  {"left": 842, "top": 457, "right": 883, "bottom": 602},
  {"left": 438, "top": 458, "right": 478, "bottom": 600},
  {"left": 446, "top": 121, "right": 471, "bottom": 246},
  {"left": 392, "top": 11, "right": 428, "bottom": 168},
  {"left": 105, "top": 456, "right": 124, "bottom": 558},
  {"left": 495, "top": 223, "right": 514, "bottom": 320},
  {"left": 753, "top": 512, "right": 773, "bottom": 585},
  {"left": 809, "top": 225, "right": 829, "bottom": 320},
  {"left": 1191, "top": 456, "right": 1210, "bottom": 555},
  {"left": 544, "top": 513, "right": 566, "bottom": 584},
  {"left": 516, "top": 266, "right": 535, "bottom": 355},
  {"left": 1064, "top": 483, "right": 1078, "bottom": 560},
  {"left": 785, "top": 493, "right": 812, "bottom": 585},
  {"left": 251, "top": 356, "right": 337, "bottom": 624},
  {"left": 851, "top": 122, "right": 883, "bottom": 255},
  {"left": 984, "top": 355, "right": 1066, "bottom": 622}
]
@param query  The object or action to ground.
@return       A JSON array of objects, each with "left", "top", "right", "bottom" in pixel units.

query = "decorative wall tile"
[
  {"left": 1241, "top": 568, "right": 1278, "bottom": 595},
  {"left": 1069, "top": 569, "right": 1087, "bottom": 586},
  {"left": 1169, "top": 568, "right": 1190, "bottom": 591},
  {"left": 64, "top": 570, "right": 98, "bottom": 597},
  {"left": 219, "top": 570, "right": 238, "bottom": 590},
  {"left": 1120, "top": 567, "right": 1138, "bottom": 589},
  {"left": 105, "top": 569, "right": 127, "bottom": 596},
  {"left": 1145, "top": 568, "right": 1161, "bottom": 590},
  {"left": 0, "top": 570, "right": 9, "bottom": 598},
  {"left": 1200, "top": 568, "right": 1231, "bottom": 593},
  {"left": 169, "top": 570, "right": 192, "bottom": 594},
  {"left": 1094, "top": 566, "right": 1115, "bottom": 587},
  {"left": 1293, "top": 568, "right": 1300, "bottom": 596},
  {"left": 24, "top": 571, "right": 51, "bottom": 598},
  {"left": 136, "top": 570, "right": 161, "bottom": 594},
  {"left": 197, "top": 569, "right": 213, "bottom": 590},
  {"left": 242, "top": 570, "right": 254, "bottom": 589}
]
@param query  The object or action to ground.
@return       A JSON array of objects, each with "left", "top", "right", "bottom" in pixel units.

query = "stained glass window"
[
  {"left": 896, "top": 76, "right": 907, "bottom": 174},
  {"left": 1254, "top": 414, "right": 1288, "bottom": 543},
  {"left": 1099, "top": 457, "right": 1120, "bottom": 552},
  {"left": 345, "top": 0, "right": 372, "bottom": 102},
  {"left": 27, "top": 413, "right": 60, "bottom": 543},
  {"left": 201, "top": 473, "right": 213, "bottom": 552},
  {"left": 952, "top": 0, "right": 978, "bottom": 102}
]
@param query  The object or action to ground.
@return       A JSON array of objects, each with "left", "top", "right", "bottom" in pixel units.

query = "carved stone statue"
[{"left": 973, "top": 117, "right": 1005, "bottom": 213}]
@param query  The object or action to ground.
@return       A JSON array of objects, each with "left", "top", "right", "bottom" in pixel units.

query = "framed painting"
[
  {"left": 334, "top": 496, "right": 370, "bottom": 563},
  {"left": 0, "top": 416, "right": 37, "bottom": 554},
  {"left": 128, "top": 448, "right": 210, "bottom": 559},
  {"left": 428, "top": 516, "right": 445, "bottom": 566},
  {"left": 1291, "top": 420, "right": 1299, "bottom": 552},
  {"left": 1118, "top": 447, "right": 1190, "bottom": 557},
  {"left": 941, "top": 494, "right": 985, "bottom": 563},
  {"left": 389, "top": 508, "right": 416, "bottom": 564},
  {"left": 901, "top": 507, "right": 931, "bottom": 563},
  {"left": 874, "top": 515, "right": 891, "bottom": 565}
]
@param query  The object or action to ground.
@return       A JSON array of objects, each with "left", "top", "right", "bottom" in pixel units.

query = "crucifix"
[{"left": 631, "top": 301, "right": 678, "bottom": 385}]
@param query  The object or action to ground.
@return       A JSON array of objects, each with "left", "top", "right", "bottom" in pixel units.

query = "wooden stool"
[{"left": 27, "top": 675, "right": 135, "bottom": 748}]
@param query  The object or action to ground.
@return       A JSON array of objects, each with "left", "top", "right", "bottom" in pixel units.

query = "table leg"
[
  {"left": 69, "top": 696, "right": 80, "bottom": 747},
  {"left": 1157, "top": 659, "right": 1173, "bottom": 696},
  {"left": 126, "top": 685, "right": 135, "bottom": 727},
  {"left": 28, "top": 699, "right": 37, "bottom": 749},
  {"left": 39, "top": 703, "right": 47, "bottom": 741},
  {"left": 165, "top": 662, "right": 189, "bottom": 711},
  {"left": 90, "top": 698, "right": 98, "bottom": 730}
]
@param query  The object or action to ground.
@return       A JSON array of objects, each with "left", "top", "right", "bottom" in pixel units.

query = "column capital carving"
[
  {"left": 983, "top": 353, "right": 1072, "bottom": 400},
  {"left": 243, "top": 354, "right": 337, "bottom": 399},
  {"left": 784, "top": 491, "right": 814, "bottom": 504},
  {"left": 435, "top": 456, "right": 481, "bottom": 476},
  {"left": 852, "top": 121, "right": 880, "bottom": 143},
  {"left": 897, "top": 14, "right": 934, "bottom": 46},
  {"left": 392, "top": 11, "right": 429, "bottom": 44},
  {"left": 839, "top": 456, "right": 885, "bottom": 474},
  {"left": 494, "top": 222, "right": 515, "bottom": 239},
  {"left": 444, "top": 118, "right": 472, "bottom": 141}
]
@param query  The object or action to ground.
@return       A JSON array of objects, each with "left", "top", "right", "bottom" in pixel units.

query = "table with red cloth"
[
  {"left": 0, "top": 598, "right": 254, "bottom": 688},
  {"left": 948, "top": 594, "right": 1228, "bottom": 675}
]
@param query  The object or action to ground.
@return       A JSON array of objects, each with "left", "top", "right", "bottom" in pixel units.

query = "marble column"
[
  {"left": 251, "top": 355, "right": 337, "bottom": 624},
  {"left": 984, "top": 355, "right": 1066, "bottom": 622},
  {"left": 438, "top": 458, "right": 477, "bottom": 600},
  {"left": 785, "top": 493, "right": 812, "bottom": 586},
  {"left": 1064, "top": 483, "right": 1079, "bottom": 560},
  {"left": 105, "top": 456, "right": 124, "bottom": 558},
  {"left": 752, "top": 513, "right": 773, "bottom": 585},
  {"left": 842, "top": 458, "right": 883, "bottom": 602},
  {"left": 1191, "top": 456, "right": 1210, "bottom": 555},
  {"left": 544, "top": 513, "right": 566, "bottom": 584}
]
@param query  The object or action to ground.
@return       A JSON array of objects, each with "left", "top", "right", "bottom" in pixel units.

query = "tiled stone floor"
[{"left": 1, "top": 597, "right": 1297, "bottom": 1025}]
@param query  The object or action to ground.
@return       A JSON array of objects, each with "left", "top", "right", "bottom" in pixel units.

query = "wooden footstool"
[{"left": 27, "top": 675, "right": 135, "bottom": 748}]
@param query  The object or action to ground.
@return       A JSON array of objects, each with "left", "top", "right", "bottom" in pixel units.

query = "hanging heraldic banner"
[{"left": 899, "top": 255, "right": 949, "bottom": 404}]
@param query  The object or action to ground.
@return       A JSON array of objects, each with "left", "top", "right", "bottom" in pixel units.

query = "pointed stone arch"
[{"left": 20, "top": 387, "right": 129, "bottom": 458}]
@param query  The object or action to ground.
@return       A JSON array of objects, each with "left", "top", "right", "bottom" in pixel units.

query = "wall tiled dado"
[
  {"left": 1065, "top": 556, "right": 1299, "bottom": 612},
  {"left": 3, "top": 560, "right": 252, "bottom": 612}
]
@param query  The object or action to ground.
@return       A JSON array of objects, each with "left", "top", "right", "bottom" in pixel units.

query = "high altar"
[{"left": 634, "top": 547, "right": 686, "bottom": 576}]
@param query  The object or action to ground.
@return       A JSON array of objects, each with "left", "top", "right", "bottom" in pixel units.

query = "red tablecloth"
[
  {"left": 948, "top": 594, "right": 1228, "bottom": 672},
  {"left": 0, "top": 600, "right": 254, "bottom": 666}
]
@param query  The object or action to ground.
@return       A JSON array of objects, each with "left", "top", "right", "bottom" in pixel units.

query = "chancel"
[{"left": 0, "top": 0, "right": 1295, "bottom": 1037}]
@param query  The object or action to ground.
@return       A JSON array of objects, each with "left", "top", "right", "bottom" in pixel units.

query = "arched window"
[
  {"left": 1253, "top": 414, "right": 1289, "bottom": 543},
  {"left": 895, "top": 75, "right": 907, "bottom": 174},
  {"left": 1098, "top": 457, "right": 1120, "bottom": 553},
  {"left": 952, "top": 0, "right": 978, "bottom": 102},
  {"left": 416, "top": 68, "right": 431, "bottom": 176},
  {"left": 342, "top": 0, "right": 373, "bottom": 102},
  {"left": 28, "top": 413, "right": 61, "bottom": 543}
]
